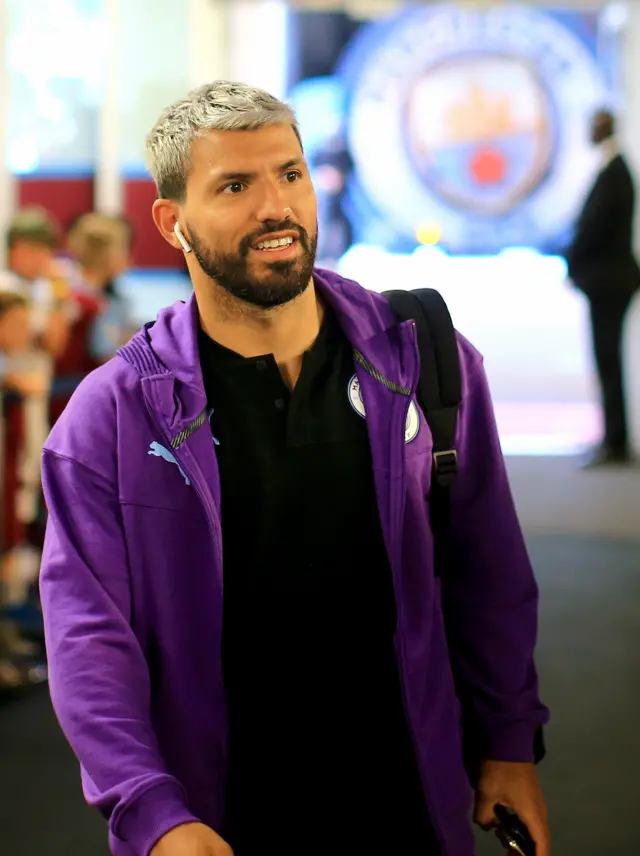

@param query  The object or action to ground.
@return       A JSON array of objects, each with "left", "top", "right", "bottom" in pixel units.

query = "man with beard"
[{"left": 40, "top": 82, "right": 549, "bottom": 856}]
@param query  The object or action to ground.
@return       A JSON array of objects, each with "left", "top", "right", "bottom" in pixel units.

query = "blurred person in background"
[
  {"left": 565, "top": 108, "right": 640, "bottom": 467},
  {"left": 0, "top": 290, "right": 48, "bottom": 692},
  {"left": 50, "top": 213, "right": 130, "bottom": 425},
  {"left": 0, "top": 208, "right": 70, "bottom": 359},
  {"left": 0, "top": 210, "right": 69, "bottom": 596},
  {"left": 40, "top": 82, "right": 549, "bottom": 856},
  {"left": 90, "top": 215, "right": 137, "bottom": 361}
]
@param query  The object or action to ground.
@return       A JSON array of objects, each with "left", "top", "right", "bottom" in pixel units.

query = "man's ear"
[{"left": 152, "top": 199, "right": 186, "bottom": 251}]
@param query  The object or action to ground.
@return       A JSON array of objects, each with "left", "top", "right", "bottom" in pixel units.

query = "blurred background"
[{"left": 0, "top": 1, "right": 638, "bottom": 855}]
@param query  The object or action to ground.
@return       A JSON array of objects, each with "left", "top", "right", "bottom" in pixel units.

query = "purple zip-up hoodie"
[{"left": 40, "top": 269, "right": 549, "bottom": 856}]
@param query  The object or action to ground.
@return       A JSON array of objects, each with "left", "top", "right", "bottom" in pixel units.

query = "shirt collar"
[{"left": 198, "top": 305, "right": 341, "bottom": 373}]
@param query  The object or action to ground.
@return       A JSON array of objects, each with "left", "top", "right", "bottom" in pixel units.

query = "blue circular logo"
[{"left": 340, "top": 4, "right": 609, "bottom": 253}]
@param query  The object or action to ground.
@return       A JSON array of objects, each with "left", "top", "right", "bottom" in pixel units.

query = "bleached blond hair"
[{"left": 146, "top": 81, "right": 302, "bottom": 202}]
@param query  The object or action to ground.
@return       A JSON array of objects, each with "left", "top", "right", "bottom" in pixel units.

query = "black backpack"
[
  {"left": 384, "top": 288, "right": 546, "bottom": 775},
  {"left": 383, "top": 288, "right": 461, "bottom": 577}
]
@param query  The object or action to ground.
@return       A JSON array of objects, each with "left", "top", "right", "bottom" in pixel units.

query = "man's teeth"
[{"left": 256, "top": 236, "right": 294, "bottom": 250}]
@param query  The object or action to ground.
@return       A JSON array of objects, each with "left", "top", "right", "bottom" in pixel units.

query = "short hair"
[
  {"left": 0, "top": 289, "right": 28, "bottom": 319},
  {"left": 7, "top": 208, "right": 57, "bottom": 250},
  {"left": 146, "top": 81, "right": 302, "bottom": 202},
  {"left": 67, "top": 213, "right": 129, "bottom": 270}
]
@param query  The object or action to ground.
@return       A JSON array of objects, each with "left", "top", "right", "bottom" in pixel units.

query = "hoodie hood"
[
  {"left": 122, "top": 268, "right": 416, "bottom": 439},
  {"left": 139, "top": 267, "right": 399, "bottom": 386}
]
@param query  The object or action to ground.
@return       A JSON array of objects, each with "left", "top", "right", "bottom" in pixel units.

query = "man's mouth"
[{"left": 254, "top": 236, "right": 296, "bottom": 252}]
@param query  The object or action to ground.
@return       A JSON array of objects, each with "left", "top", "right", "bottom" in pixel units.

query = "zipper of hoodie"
[
  {"left": 143, "top": 398, "right": 223, "bottom": 568},
  {"left": 144, "top": 397, "right": 229, "bottom": 820},
  {"left": 387, "top": 320, "right": 447, "bottom": 854}
]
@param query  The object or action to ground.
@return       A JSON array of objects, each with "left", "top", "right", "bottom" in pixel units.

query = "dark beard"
[{"left": 187, "top": 218, "right": 317, "bottom": 309}]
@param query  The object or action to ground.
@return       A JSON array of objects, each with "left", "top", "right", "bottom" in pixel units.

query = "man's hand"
[
  {"left": 475, "top": 761, "right": 550, "bottom": 856},
  {"left": 150, "top": 822, "right": 234, "bottom": 856}
]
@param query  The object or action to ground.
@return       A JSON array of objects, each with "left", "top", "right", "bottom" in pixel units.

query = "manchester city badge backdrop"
[{"left": 286, "top": 3, "right": 622, "bottom": 257}]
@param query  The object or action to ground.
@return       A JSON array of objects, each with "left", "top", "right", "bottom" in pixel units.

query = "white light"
[
  {"left": 600, "top": 3, "right": 628, "bottom": 32},
  {"left": 230, "top": 0, "right": 289, "bottom": 100},
  {"left": 8, "top": 138, "right": 39, "bottom": 174}
]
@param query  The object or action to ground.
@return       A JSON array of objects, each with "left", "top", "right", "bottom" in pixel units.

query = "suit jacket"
[{"left": 566, "top": 153, "right": 640, "bottom": 298}]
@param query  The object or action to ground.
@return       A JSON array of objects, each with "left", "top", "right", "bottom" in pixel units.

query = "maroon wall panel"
[
  {"left": 14, "top": 175, "right": 184, "bottom": 270},
  {"left": 16, "top": 176, "right": 95, "bottom": 234},
  {"left": 123, "top": 178, "right": 184, "bottom": 270}
]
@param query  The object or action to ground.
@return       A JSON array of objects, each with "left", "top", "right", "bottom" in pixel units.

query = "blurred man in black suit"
[{"left": 566, "top": 109, "right": 640, "bottom": 467}]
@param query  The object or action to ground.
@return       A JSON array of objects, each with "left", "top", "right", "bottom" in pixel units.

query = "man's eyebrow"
[
  {"left": 217, "top": 170, "right": 256, "bottom": 183},
  {"left": 280, "top": 158, "right": 304, "bottom": 171},
  {"left": 216, "top": 158, "right": 304, "bottom": 183}
]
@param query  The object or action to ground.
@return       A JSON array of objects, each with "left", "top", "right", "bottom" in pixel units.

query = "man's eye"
[
  {"left": 223, "top": 182, "right": 245, "bottom": 194},
  {"left": 285, "top": 171, "right": 301, "bottom": 183}
]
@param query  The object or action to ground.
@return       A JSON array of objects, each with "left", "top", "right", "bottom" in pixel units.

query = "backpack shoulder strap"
[
  {"left": 383, "top": 288, "right": 461, "bottom": 486},
  {"left": 383, "top": 288, "right": 462, "bottom": 578}
]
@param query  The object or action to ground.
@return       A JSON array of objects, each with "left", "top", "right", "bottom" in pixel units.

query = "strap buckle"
[{"left": 433, "top": 449, "right": 458, "bottom": 486}]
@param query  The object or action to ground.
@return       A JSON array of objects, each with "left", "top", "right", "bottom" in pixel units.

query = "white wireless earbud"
[{"left": 174, "top": 223, "right": 192, "bottom": 254}]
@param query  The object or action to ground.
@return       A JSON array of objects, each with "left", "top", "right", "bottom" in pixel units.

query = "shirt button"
[
  {"left": 256, "top": 359, "right": 268, "bottom": 371},
  {"left": 274, "top": 397, "right": 286, "bottom": 410}
]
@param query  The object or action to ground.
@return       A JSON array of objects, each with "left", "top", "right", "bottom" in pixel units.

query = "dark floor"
[{"left": 1, "top": 533, "right": 639, "bottom": 856}]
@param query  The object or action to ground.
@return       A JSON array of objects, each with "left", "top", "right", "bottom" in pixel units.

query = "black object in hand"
[{"left": 494, "top": 804, "right": 536, "bottom": 856}]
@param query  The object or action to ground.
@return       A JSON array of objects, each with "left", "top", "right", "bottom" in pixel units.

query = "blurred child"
[
  {"left": 90, "top": 215, "right": 136, "bottom": 361},
  {"left": 50, "top": 213, "right": 130, "bottom": 425},
  {"left": 1, "top": 209, "right": 72, "bottom": 529},
  {"left": 0, "top": 291, "right": 47, "bottom": 691},
  {"left": 0, "top": 290, "right": 47, "bottom": 562},
  {"left": 2, "top": 207, "right": 70, "bottom": 358},
  {"left": 0, "top": 290, "right": 32, "bottom": 362}
]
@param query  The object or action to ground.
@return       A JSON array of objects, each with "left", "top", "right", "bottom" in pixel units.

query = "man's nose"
[{"left": 255, "top": 181, "right": 290, "bottom": 223}]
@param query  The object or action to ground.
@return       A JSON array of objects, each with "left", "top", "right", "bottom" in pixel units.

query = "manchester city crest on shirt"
[
  {"left": 348, "top": 373, "right": 367, "bottom": 418},
  {"left": 348, "top": 375, "right": 420, "bottom": 444}
]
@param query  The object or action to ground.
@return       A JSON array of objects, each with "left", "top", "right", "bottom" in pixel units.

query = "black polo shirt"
[{"left": 198, "top": 311, "right": 438, "bottom": 855}]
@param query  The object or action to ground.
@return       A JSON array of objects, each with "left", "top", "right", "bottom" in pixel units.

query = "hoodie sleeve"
[
  {"left": 40, "top": 449, "right": 199, "bottom": 855},
  {"left": 442, "top": 345, "right": 549, "bottom": 768}
]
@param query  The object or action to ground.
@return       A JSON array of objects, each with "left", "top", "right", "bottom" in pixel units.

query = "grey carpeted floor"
[
  {"left": 476, "top": 533, "right": 640, "bottom": 856},
  {"left": 1, "top": 532, "right": 639, "bottom": 856}
]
